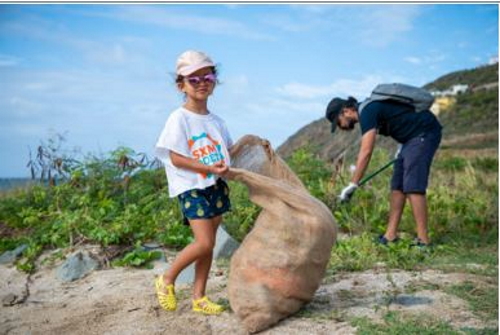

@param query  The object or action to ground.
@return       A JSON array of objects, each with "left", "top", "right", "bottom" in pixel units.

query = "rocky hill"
[
  {"left": 424, "top": 63, "right": 498, "bottom": 92},
  {"left": 277, "top": 63, "right": 498, "bottom": 162}
]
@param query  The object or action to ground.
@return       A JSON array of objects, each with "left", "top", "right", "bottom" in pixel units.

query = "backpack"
[{"left": 358, "top": 83, "right": 435, "bottom": 115}]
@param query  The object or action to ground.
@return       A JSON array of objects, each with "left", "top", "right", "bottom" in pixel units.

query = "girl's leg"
[
  {"left": 193, "top": 215, "right": 221, "bottom": 299},
  {"left": 162, "top": 217, "right": 218, "bottom": 287}
]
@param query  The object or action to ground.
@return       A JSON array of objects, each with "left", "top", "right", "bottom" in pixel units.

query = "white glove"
[
  {"left": 394, "top": 144, "right": 403, "bottom": 159},
  {"left": 339, "top": 182, "right": 358, "bottom": 203}
]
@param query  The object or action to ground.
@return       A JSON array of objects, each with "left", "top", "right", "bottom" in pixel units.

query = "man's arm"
[{"left": 351, "top": 129, "right": 377, "bottom": 184}]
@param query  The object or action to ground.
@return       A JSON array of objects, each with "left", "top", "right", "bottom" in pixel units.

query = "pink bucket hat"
[{"left": 176, "top": 50, "right": 215, "bottom": 76}]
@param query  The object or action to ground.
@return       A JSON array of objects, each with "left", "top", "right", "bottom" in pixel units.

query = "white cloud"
[
  {"left": 224, "top": 4, "right": 240, "bottom": 10},
  {"left": 472, "top": 56, "right": 483, "bottom": 63},
  {"left": 2, "top": 122, "right": 47, "bottom": 137},
  {"left": 260, "top": 14, "right": 309, "bottom": 33},
  {"left": 1, "top": 16, "right": 148, "bottom": 68},
  {"left": 405, "top": 52, "right": 447, "bottom": 66},
  {"left": 86, "top": 43, "right": 127, "bottom": 65},
  {"left": 405, "top": 56, "right": 422, "bottom": 64},
  {"left": 0, "top": 54, "right": 22, "bottom": 67},
  {"left": 228, "top": 75, "right": 390, "bottom": 147},
  {"left": 276, "top": 82, "right": 332, "bottom": 99},
  {"left": 276, "top": 75, "right": 384, "bottom": 100},
  {"left": 293, "top": 5, "right": 332, "bottom": 14},
  {"left": 357, "top": 5, "right": 421, "bottom": 47},
  {"left": 225, "top": 74, "right": 249, "bottom": 87},
  {"left": 82, "top": 6, "right": 274, "bottom": 41},
  {"left": 8, "top": 96, "right": 45, "bottom": 117},
  {"left": 260, "top": 4, "right": 334, "bottom": 33},
  {"left": 0, "top": 67, "right": 177, "bottom": 163},
  {"left": 228, "top": 98, "right": 325, "bottom": 148},
  {"left": 259, "top": 5, "right": 421, "bottom": 47},
  {"left": 249, "top": 98, "right": 324, "bottom": 115}
]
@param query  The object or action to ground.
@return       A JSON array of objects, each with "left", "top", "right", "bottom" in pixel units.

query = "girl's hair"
[{"left": 175, "top": 66, "right": 219, "bottom": 84}]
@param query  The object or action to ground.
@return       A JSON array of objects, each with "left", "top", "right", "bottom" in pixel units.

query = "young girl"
[{"left": 154, "top": 50, "right": 233, "bottom": 315}]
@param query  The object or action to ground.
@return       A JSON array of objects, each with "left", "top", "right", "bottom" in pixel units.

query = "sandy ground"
[{"left": 0, "top": 248, "right": 496, "bottom": 335}]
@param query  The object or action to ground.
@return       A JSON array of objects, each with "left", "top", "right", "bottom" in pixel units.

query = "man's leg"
[
  {"left": 385, "top": 190, "right": 406, "bottom": 241},
  {"left": 387, "top": 146, "right": 406, "bottom": 242},
  {"left": 402, "top": 131, "right": 441, "bottom": 245},
  {"left": 407, "top": 193, "right": 429, "bottom": 244}
]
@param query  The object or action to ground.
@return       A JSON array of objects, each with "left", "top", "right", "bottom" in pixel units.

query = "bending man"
[{"left": 326, "top": 95, "right": 442, "bottom": 246}]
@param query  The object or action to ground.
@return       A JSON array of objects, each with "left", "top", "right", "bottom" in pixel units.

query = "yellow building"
[{"left": 431, "top": 96, "right": 455, "bottom": 115}]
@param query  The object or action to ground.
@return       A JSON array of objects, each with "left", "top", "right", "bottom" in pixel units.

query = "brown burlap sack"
[{"left": 226, "top": 135, "right": 337, "bottom": 333}]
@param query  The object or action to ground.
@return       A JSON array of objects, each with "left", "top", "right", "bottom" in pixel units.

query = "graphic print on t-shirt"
[{"left": 188, "top": 132, "right": 225, "bottom": 179}]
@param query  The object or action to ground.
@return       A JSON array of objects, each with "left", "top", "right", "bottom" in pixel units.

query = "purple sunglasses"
[{"left": 185, "top": 73, "right": 217, "bottom": 86}]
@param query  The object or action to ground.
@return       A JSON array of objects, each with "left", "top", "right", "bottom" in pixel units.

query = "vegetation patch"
[
  {"left": 352, "top": 311, "right": 464, "bottom": 335},
  {"left": 111, "top": 246, "right": 163, "bottom": 269},
  {"left": 444, "top": 281, "right": 498, "bottom": 321},
  {"left": 1, "top": 138, "right": 497, "bottom": 279}
]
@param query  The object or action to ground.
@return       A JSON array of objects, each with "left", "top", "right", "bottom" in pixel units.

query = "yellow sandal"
[
  {"left": 155, "top": 276, "right": 177, "bottom": 311},
  {"left": 192, "top": 296, "right": 224, "bottom": 315}
]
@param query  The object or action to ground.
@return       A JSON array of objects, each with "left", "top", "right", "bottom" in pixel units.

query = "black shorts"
[
  {"left": 391, "top": 130, "right": 441, "bottom": 194},
  {"left": 177, "top": 178, "right": 231, "bottom": 225}
]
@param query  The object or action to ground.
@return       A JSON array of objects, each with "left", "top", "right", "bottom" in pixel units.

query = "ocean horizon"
[{"left": 0, "top": 178, "right": 35, "bottom": 191}]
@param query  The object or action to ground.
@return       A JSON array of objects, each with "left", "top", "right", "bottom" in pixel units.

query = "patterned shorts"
[{"left": 178, "top": 178, "right": 231, "bottom": 225}]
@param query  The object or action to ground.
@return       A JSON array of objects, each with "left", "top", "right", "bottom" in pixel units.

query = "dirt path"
[{"left": 0, "top": 251, "right": 496, "bottom": 335}]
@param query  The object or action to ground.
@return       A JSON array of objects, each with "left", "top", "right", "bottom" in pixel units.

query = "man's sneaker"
[
  {"left": 410, "top": 238, "right": 433, "bottom": 250},
  {"left": 376, "top": 234, "right": 400, "bottom": 245}
]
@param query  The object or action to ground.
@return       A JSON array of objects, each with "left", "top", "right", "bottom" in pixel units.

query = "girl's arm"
[{"left": 170, "top": 151, "right": 228, "bottom": 177}]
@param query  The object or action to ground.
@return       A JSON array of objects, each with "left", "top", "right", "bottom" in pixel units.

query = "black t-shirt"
[{"left": 359, "top": 100, "right": 442, "bottom": 143}]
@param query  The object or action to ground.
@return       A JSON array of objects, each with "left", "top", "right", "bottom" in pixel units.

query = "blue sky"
[{"left": 0, "top": 4, "right": 498, "bottom": 177}]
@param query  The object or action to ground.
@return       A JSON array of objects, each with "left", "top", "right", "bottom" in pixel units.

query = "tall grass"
[
  {"left": 326, "top": 148, "right": 498, "bottom": 241},
  {"left": 327, "top": 147, "right": 497, "bottom": 273},
  {"left": 0, "top": 141, "right": 497, "bottom": 273}
]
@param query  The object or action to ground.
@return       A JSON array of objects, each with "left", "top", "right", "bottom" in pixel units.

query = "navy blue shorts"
[
  {"left": 391, "top": 130, "right": 441, "bottom": 194},
  {"left": 177, "top": 178, "right": 231, "bottom": 225}
]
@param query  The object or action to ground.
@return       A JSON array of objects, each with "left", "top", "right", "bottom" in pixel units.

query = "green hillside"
[
  {"left": 424, "top": 63, "right": 498, "bottom": 91},
  {"left": 277, "top": 63, "right": 499, "bottom": 161},
  {"left": 439, "top": 87, "right": 498, "bottom": 139}
]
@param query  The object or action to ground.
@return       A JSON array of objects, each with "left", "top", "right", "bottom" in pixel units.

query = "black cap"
[{"left": 325, "top": 97, "right": 347, "bottom": 133}]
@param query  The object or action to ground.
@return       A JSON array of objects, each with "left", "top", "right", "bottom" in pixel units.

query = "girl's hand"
[
  {"left": 170, "top": 151, "right": 230, "bottom": 177},
  {"left": 210, "top": 161, "right": 229, "bottom": 177}
]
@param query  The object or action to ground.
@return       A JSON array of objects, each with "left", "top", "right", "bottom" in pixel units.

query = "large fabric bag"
[{"left": 226, "top": 135, "right": 337, "bottom": 333}]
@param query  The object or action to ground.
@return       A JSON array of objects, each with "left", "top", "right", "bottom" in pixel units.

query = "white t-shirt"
[{"left": 155, "top": 107, "right": 233, "bottom": 198}]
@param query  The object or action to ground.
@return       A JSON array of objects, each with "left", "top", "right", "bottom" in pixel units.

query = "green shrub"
[
  {"left": 0, "top": 142, "right": 182, "bottom": 271},
  {"left": 112, "top": 246, "right": 163, "bottom": 269},
  {"left": 223, "top": 181, "right": 260, "bottom": 242}
]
